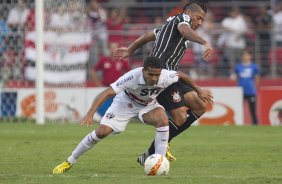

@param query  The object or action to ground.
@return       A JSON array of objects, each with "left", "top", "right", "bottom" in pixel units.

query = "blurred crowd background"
[{"left": 0, "top": 0, "right": 281, "bottom": 88}]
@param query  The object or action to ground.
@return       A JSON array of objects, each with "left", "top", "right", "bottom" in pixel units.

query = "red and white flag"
[{"left": 24, "top": 31, "right": 91, "bottom": 84}]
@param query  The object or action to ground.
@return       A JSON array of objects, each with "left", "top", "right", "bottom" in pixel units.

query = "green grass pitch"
[{"left": 0, "top": 122, "right": 282, "bottom": 184}]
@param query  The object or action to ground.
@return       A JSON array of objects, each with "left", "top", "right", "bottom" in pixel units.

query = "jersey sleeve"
[
  {"left": 162, "top": 70, "right": 179, "bottom": 87},
  {"left": 110, "top": 69, "right": 135, "bottom": 94},
  {"left": 153, "top": 28, "right": 160, "bottom": 37},
  {"left": 177, "top": 13, "right": 192, "bottom": 28}
]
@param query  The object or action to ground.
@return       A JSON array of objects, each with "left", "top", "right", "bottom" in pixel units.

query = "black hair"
[
  {"left": 143, "top": 57, "right": 165, "bottom": 70},
  {"left": 183, "top": 1, "right": 207, "bottom": 13}
]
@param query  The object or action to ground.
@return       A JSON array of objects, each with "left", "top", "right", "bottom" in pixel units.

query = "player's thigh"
[
  {"left": 157, "top": 82, "right": 186, "bottom": 111},
  {"left": 169, "top": 106, "right": 189, "bottom": 126},
  {"left": 184, "top": 91, "right": 206, "bottom": 114},
  {"left": 101, "top": 99, "right": 139, "bottom": 134},
  {"left": 139, "top": 102, "right": 168, "bottom": 127}
]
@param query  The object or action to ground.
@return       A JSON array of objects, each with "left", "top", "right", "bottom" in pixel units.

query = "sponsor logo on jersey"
[
  {"left": 116, "top": 75, "right": 133, "bottom": 87},
  {"left": 171, "top": 91, "right": 181, "bottom": 102},
  {"left": 140, "top": 88, "right": 162, "bottom": 96}
]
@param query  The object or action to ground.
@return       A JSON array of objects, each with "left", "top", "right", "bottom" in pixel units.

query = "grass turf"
[{"left": 0, "top": 122, "right": 282, "bottom": 184}]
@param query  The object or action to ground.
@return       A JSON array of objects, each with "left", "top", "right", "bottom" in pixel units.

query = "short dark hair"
[
  {"left": 183, "top": 1, "right": 207, "bottom": 13},
  {"left": 143, "top": 57, "right": 165, "bottom": 70}
]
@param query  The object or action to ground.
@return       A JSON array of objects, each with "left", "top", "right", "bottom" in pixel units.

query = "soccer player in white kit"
[{"left": 52, "top": 56, "right": 213, "bottom": 174}]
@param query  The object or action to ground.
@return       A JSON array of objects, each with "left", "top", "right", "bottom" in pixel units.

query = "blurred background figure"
[
  {"left": 252, "top": 5, "right": 272, "bottom": 76},
  {"left": 86, "top": 0, "right": 109, "bottom": 78},
  {"left": 273, "top": 2, "right": 282, "bottom": 47},
  {"left": 192, "top": 11, "right": 215, "bottom": 78},
  {"left": 48, "top": 2, "right": 72, "bottom": 32},
  {"left": 91, "top": 42, "right": 130, "bottom": 87},
  {"left": 218, "top": 6, "right": 248, "bottom": 76},
  {"left": 166, "top": 0, "right": 190, "bottom": 18},
  {"left": 107, "top": 7, "right": 128, "bottom": 46},
  {"left": 253, "top": 5, "right": 272, "bottom": 61},
  {"left": 91, "top": 42, "right": 130, "bottom": 117},
  {"left": 232, "top": 49, "right": 260, "bottom": 125},
  {"left": 0, "top": 6, "right": 11, "bottom": 87},
  {"left": 0, "top": 6, "right": 10, "bottom": 57},
  {"left": 6, "top": 0, "right": 30, "bottom": 32}
]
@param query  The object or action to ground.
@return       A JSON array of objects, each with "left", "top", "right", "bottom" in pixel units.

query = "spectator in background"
[
  {"left": 0, "top": 6, "right": 10, "bottom": 57},
  {"left": 86, "top": 0, "right": 109, "bottom": 74},
  {"left": 273, "top": 2, "right": 282, "bottom": 47},
  {"left": 6, "top": 0, "right": 30, "bottom": 32},
  {"left": 192, "top": 11, "right": 215, "bottom": 78},
  {"left": 166, "top": 0, "right": 190, "bottom": 18},
  {"left": 91, "top": 42, "right": 130, "bottom": 87},
  {"left": 232, "top": 49, "right": 259, "bottom": 125},
  {"left": 218, "top": 7, "right": 248, "bottom": 76},
  {"left": 91, "top": 42, "right": 130, "bottom": 117},
  {"left": 25, "top": 7, "right": 35, "bottom": 32},
  {"left": 253, "top": 5, "right": 272, "bottom": 62},
  {"left": 107, "top": 7, "right": 128, "bottom": 45},
  {"left": 0, "top": 6, "right": 11, "bottom": 87},
  {"left": 48, "top": 3, "right": 72, "bottom": 32},
  {"left": 68, "top": 0, "right": 86, "bottom": 32}
]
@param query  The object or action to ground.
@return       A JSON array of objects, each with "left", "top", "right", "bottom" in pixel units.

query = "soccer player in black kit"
[{"left": 114, "top": 1, "right": 213, "bottom": 165}]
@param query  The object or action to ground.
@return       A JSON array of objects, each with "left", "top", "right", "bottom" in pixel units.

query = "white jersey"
[
  {"left": 101, "top": 67, "right": 178, "bottom": 133},
  {"left": 110, "top": 67, "right": 179, "bottom": 106}
]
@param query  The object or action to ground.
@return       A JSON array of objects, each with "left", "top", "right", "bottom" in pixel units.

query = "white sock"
[
  {"left": 154, "top": 126, "right": 169, "bottom": 156},
  {"left": 67, "top": 130, "right": 101, "bottom": 165}
]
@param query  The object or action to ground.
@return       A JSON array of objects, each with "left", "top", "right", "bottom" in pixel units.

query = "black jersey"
[{"left": 150, "top": 13, "right": 192, "bottom": 71}]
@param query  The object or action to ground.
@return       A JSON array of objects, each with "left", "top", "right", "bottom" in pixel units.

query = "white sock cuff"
[
  {"left": 156, "top": 126, "right": 169, "bottom": 132},
  {"left": 88, "top": 131, "right": 101, "bottom": 143}
]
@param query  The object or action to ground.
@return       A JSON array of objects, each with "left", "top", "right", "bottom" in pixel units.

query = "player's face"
[
  {"left": 188, "top": 10, "right": 206, "bottom": 30},
  {"left": 142, "top": 67, "right": 162, "bottom": 86},
  {"left": 242, "top": 51, "right": 251, "bottom": 62}
]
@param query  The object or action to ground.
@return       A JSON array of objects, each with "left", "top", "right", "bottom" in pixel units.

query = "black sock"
[
  {"left": 174, "top": 109, "right": 199, "bottom": 139},
  {"left": 147, "top": 110, "right": 199, "bottom": 155}
]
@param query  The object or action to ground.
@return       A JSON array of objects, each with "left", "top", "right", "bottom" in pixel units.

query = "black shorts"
[{"left": 157, "top": 80, "right": 194, "bottom": 111}]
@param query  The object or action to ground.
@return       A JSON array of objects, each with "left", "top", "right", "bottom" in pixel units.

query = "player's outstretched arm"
[
  {"left": 177, "top": 71, "right": 213, "bottom": 104},
  {"left": 113, "top": 31, "right": 156, "bottom": 59},
  {"left": 79, "top": 87, "right": 116, "bottom": 126},
  {"left": 178, "top": 24, "right": 213, "bottom": 61}
]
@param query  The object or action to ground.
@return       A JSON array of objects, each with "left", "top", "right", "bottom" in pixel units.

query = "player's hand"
[
  {"left": 202, "top": 43, "right": 213, "bottom": 61},
  {"left": 113, "top": 47, "right": 130, "bottom": 59},
  {"left": 197, "top": 88, "right": 214, "bottom": 104},
  {"left": 79, "top": 114, "right": 94, "bottom": 127}
]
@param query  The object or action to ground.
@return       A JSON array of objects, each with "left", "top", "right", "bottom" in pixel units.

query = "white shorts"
[{"left": 100, "top": 92, "right": 163, "bottom": 133}]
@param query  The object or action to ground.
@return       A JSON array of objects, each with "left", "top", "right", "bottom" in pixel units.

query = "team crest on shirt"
[
  {"left": 106, "top": 112, "right": 115, "bottom": 119},
  {"left": 171, "top": 91, "right": 181, "bottom": 102},
  {"left": 128, "top": 103, "right": 133, "bottom": 109}
]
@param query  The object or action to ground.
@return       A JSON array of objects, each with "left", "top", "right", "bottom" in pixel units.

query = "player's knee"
[
  {"left": 171, "top": 107, "right": 187, "bottom": 126},
  {"left": 193, "top": 101, "right": 206, "bottom": 116},
  {"left": 95, "top": 125, "right": 113, "bottom": 139},
  {"left": 154, "top": 114, "right": 168, "bottom": 127}
]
